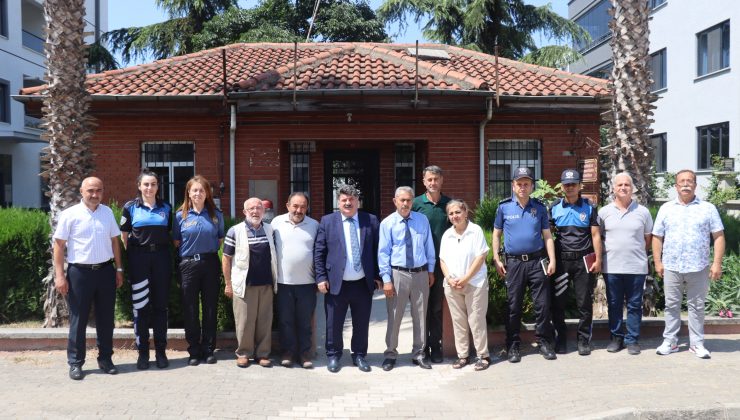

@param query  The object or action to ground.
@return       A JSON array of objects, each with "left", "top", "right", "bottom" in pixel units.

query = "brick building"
[{"left": 18, "top": 43, "right": 609, "bottom": 219}]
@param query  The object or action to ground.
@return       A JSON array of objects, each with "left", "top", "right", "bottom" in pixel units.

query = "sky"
[{"left": 107, "top": 0, "right": 569, "bottom": 66}]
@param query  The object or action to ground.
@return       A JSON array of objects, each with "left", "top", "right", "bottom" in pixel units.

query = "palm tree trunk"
[
  {"left": 40, "top": 0, "right": 96, "bottom": 327},
  {"left": 602, "top": 0, "right": 656, "bottom": 205}
]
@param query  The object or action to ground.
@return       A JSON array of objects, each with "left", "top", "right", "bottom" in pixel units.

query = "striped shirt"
[
  {"left": 53, "top": 201, "right": 121, "bottom": 264},
  {"left": 224, "top": 222, "right": 272, "bottom": 286}
]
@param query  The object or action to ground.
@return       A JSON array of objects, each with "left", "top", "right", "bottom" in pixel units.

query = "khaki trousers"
[
  {"left": 444, "top": 281, "right": 489, "bottom": 359},
  {"left": 233, "top": 284, "right": 273, "bottom": 359},
  {"left": 384, "top": 269, "right": 429, "bottom": 359}
]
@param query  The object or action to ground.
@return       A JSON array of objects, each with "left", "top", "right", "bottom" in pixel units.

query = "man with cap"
[
  {"left": 548, "top": 169, "right": 602, "bottom": 356},
  {"left": 492, "top": 167, "right": 557, "bottom": 363}
]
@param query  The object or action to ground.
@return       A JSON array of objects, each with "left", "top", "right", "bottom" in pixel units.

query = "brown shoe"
[
  {"left": 236, "top": 356, "right": 249, "bottom": 368},
  {"left": 258, "top": 358, "right": 273, "bottom": 368}
]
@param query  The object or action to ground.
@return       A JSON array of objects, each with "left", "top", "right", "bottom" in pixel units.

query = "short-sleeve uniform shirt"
[
  {"left": 494, "top": 197, "right": 549, "bottom": 255},
  {"left": 549, "top": 197, "right": 598, "bottom": 252},
  {"left": 120, "top": 198, "right": 172, "bottom": 246},
  {"left": 173, "top": 208, "right": 224, "bottom": 257}
]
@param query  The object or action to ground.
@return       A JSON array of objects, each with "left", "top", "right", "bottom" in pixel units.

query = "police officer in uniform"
[
  {"left": 548, "top": 169, "right": 602, "bottom": 356},
  {"left": 492, "top": 167, "right": 557, "bottom": 363}
]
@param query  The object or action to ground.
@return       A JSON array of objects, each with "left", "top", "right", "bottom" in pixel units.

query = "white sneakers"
[
  {"left": 656, "top": 341, "right": 711, "bottom": 359},
  {"left": 656, "top": 340, "right": 678, "bottom": 355},
  {"left": 690, "top": 344, "right": 711, "bottom": 359}
]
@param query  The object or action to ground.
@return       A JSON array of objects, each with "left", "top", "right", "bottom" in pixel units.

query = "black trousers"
[
  {"left": 276, "top": 283, "right": 317, "bottom": 360},
  {"left": 425, "top": 265, "right": 444, "bottom": 353},
  {"left": 551, "top": 257, "right": 595, "bottom": 344},
  {"left": 505, "top": 257, "right": 553, "bottom": 348},
  {"left": 66, "top": 263, "right": 116, "bottom": 367},
  {"left": 324, "top": 280, "right": 373, "bottom": 359},
  {"left": 128, "top": 247, "right": 172, "bottom": 352},
  {"left": 179, "top": 254, "right": 220, "bottom": 358}
]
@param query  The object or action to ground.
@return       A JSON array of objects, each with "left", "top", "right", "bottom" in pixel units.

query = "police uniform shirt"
[
  {"left": 549, "top": 197, "right": 597, "bottom": 252},
  {"left": 173, "top": 208, "right": 225, "bottom": 257},
  {"left": 494, "top": 197, "right": 549, "bottom": 255},
  {"left": 120, "top": 198, "right": 172, "bottom": 246}
]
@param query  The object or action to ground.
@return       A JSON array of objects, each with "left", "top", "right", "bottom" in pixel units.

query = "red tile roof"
[{"left": 20, "top": 43, "right": 609, "bottom": 98}]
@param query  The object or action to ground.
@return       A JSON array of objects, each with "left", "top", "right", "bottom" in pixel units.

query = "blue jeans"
[{"left": 605, "top": 273, "right": 645, "bottom": 344}]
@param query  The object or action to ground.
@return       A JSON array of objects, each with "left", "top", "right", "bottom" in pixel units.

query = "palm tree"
[
  {"left": 378, "top": 0, "right": 589, "bottom": 67},
  {"left": 601, "top": 0, "right": 655, "bottom": 206},
  {"left": 40, "top": 0, "right": 96, "bottom": 327},
  {"left": 105, "top": 0, "right": 236, "bottom": 64}
]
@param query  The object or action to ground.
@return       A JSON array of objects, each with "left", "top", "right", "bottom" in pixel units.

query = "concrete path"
[{"left": 2, "top": 294, "right": 740, "bottom": 419}]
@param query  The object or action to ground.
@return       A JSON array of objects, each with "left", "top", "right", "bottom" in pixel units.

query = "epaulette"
[
  {"left": 549, "top": 198, "right": 563, "bottom": 210},
  {"left": 498, "top": 197, "right": 513, "bottom": 204}
]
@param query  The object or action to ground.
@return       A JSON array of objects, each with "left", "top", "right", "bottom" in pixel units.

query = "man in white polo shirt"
[
  {"left": 53, "top": 177, "right": 125, "bottom": 380},
  {"left": 271, "top": 192, "right": 319, "bottom": 368}
]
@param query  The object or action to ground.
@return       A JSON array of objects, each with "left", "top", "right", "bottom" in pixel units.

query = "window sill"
[
  {"left": 651, "top": 87, "right": 667, "bottom": 95},
  {"left": 695, "top": 67, "right": 731, "bottom": 82}
]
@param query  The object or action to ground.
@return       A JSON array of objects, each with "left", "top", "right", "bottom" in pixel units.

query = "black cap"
[
  {"left": 512, "top": 167, "right": 534, "bottom": 181},
  {"left": 560, "top": 169, "right": 581, "bottom": 184}
]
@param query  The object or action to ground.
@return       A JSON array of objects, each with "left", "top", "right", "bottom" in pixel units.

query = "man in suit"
[{"left": 315, "top": 184, "right": 381, "bottom": 373}]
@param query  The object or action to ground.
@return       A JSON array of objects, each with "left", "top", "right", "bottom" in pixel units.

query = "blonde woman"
[{"left": 439, "top": 199, "right": 491, "bottom": 370}]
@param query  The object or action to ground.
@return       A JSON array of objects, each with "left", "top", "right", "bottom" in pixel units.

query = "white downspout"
[
  {"left": 479, "top": 97, "right": 493, "bottom": 200},
  {"left": 229, "top": 104, "right": 236, "bottom": 218}
]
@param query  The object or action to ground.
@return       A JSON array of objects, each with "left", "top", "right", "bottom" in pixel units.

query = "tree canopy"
[
  {"left": 378, "top": 0, "right": 589, "bottom": 67},
  {"left": 105, "top": 0, "right": 388, "bottom": 66}
]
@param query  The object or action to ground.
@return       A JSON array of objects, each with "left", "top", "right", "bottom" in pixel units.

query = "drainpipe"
[
  {"left": 229, "top": 104, "right": 236, "bottom": 218},
  {"left": 479, "top": 97, "right": 494, "bottom": 200}
]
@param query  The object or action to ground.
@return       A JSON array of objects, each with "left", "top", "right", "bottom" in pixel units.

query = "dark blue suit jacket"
[{"left": 314, "top": 211, "right": 379, "bottom": 295}]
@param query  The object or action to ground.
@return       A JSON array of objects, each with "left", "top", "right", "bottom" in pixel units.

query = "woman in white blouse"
[{"left": 439, "top": 199, "right": 491, "bottom": 371}]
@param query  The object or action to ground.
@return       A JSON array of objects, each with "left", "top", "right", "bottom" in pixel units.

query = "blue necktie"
[
  {"left": 403, "top": 218, "right": 414, "bottom": 268},
  {"left": 348, "top": 218, "right": 361, "bottom": 272}
]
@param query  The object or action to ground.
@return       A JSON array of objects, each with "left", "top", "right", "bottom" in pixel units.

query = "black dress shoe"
[
  {"left": 155, "top": 351, "right": 169, "bottom": 369},
  {"left": 606, "top": 337, "right": 624, "bottom": 353},
  {"left": 97, "top": 360, "right": 118, "bottom": 375},
  {"left": 577, "top": 340, "right": 591, "bottom": 356},
  {"left": 204, "top": 354, "right": 217, "bottom": 364},
  {"left": 188, "top": 357, "right": 201, "bottom": 366},
  {"left": 430, "top": 348, "right": 444, "bottom": 363},
  {"left": 137, "top": 351, "right": 150, "bottom": 370},
  {"left": 381, "top": 358, "right": 396, "bottom": 371},
  {"left": 554, "top": 339, "right": 567, "bottom": 355},
  {"left": 353, "top": 355, "right": 371, "bottom": 372},
  {"left": 539, "top": 342, "right": 557, "bottom": 360},
  {"left": 69, "top": 365, "right": 84, "bottom": 380},
  {"left": 412, "top": 356, "right": 432, "bottom": 369},
  {"left": 508, "top": 344, "right": 521, "bottom": 363},
  {"left": 327, "top": 357, "right": 341, "bottom": 373}
]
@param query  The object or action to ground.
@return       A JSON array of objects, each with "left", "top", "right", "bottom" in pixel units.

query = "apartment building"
[
  {"left": 569, "top": 0, "right": 739, "bottom": 197},
  {"left": 0, "top": 0, "right": 106, "bottom": 207}
]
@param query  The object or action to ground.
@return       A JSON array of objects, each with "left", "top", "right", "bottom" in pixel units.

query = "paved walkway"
[{"left": 3, "top": 294, "right": 740, "bottom": 419}]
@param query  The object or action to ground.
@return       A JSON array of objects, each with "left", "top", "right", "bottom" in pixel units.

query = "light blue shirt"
[
  {"left": 652, "top": 196, "right": 724, "bottom": 273},
  {"left": 378, "top": 210, "right": 436, "bottom": 283}
]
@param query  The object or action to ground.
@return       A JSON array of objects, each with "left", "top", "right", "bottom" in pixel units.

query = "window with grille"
[
  {"left": 488, "top": 140, "right": 542, "bottom": 198},
  {"left": 697, "top": 20, "right": 730, "bottom": 76},
  {"left": 289, "top": 142, "right": 313, "bottom": 195},
  {"left": 394, "top": 143, "right": 415, "bottom": 189},
  {"left": 141, "top": 142, "right": 195, "bottom": 207},
  {"left": 697, "top": 122, "right": 729, "bottom": 170}
]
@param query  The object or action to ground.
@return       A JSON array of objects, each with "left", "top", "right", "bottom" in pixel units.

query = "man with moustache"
[
  {"left": 271, "top": 192, "right": 319, "bottom": 368},
  {"left": 492, "top": 167, "right": 557, "bottom": 363},
  {"left": 653, "top": 169, "right": 725, "bottom": 359},
  {"left": 379, "top": 186, "right": 436, "bottom": 371},
  {"left": 412, "top": 165, "right": 451, "bottom": 363},
  {"left": 314, "top": 184, "right": 381, "bottom": 373},
  {"left": 223, "top": 197, "right": 278, "bottom": 368},
  {"left": 53, "top": 177, "right": 125, "bottom": 380}
]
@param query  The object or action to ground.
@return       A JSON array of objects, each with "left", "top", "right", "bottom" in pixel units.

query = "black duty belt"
[
  {"left": 392, "top": 266, "right": 427, "bottom": 273},
  {"left": 69, "top": 260, "right": 113, "bottom": 270},
  {"left": 506, "top": 249, "right": 545, "bottom": 262},
  {"left": 130, "top": 244, "right": 168, "bottom": 252},
  {"left": 182, "top": 253, "right": 217, "bottom": 262},
  {"left": 560, "top": 250, "right": 594, "bottom": 260}
]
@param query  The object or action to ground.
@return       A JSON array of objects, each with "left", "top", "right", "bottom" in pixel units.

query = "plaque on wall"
[{"left": 579, "top": 159, "right": 598, "bottom": 183}]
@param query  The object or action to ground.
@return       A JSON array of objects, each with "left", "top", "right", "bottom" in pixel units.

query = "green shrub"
[
  {"left": 0, "top": 208, "right": 50, "bottom": 323},
  {"left": 706, "top": 253, "right": 740, "bottom": 316},
  {"left": 473, "top": 195, "right": 502, "bottom": 231}
]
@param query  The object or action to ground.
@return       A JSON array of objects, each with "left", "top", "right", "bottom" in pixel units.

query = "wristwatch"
[{"left": 116, "top": 268, "right": 124, "bottom": 272}]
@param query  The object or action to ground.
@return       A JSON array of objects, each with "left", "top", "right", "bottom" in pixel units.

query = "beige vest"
[{"left": 230, "top": 222, "right": 278, "bottom": 299}]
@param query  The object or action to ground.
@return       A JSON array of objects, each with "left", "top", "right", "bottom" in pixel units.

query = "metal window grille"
[
  {"left": 394, "top": 143, "right": 415, "bottom": 189},
  {"left": 697, "top": 122, "right": 730, "bottom": 170},
  {"left": 289, "top": 142, "right": 313, "bottom": 195},
  {"left": 141, "top": 142, "right": 195, "bottom": 207},
  {"left": 488, "top": 140, "right": 542, "bottom": 198}
]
